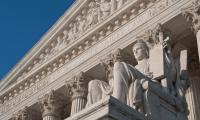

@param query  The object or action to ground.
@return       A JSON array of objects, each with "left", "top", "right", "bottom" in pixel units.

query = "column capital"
[
  {"left": 38, "top": 90, "right": 64, "bottom": 118},
  {"left": 66, "top": 72, "right": 89, "bottom": 100},
  {"left": 11, "top": 107, "right": 37, "bottom": 120},
  {"left": 182, "top": 0, "right": 200, "bottom": 33}
]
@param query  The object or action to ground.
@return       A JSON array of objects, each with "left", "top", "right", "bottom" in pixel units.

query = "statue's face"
[{"left": 133, "top": 43, "right": 148, "bottom": 61}]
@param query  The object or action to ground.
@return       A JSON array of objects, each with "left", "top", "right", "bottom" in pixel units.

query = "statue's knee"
[
  {"left": 88, "top": 80, "right": 100, "bottom": 89},
  {"left": 114, "top": 62, "right": 124, "bottom": 71}
]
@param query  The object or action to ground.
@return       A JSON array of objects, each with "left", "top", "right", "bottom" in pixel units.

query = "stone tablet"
[{"left": 149, "top": 44, "right": 165, "bottom": 80}]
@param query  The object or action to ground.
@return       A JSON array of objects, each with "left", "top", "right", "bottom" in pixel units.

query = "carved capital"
[
  {"left": 182, "top": 0, "right": 200, "bottom": 33},
  {"left": 11, "top": 107, "right": 37, "bottom": 120},
  {"left": 66, "top": 72, "right": 89, "bottom": 100},
  {"left": 38, "top": 90, "right": 64, "bottom": 118},
  {"left": 146, "top": 24, "right": 173, "bottom": 47}
]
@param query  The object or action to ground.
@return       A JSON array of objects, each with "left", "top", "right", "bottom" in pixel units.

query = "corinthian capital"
[
  {"left": 39, "top": 90, "right": 64, "bottom": 118},
  {"left": 66, "top": 72, "right": 89, "bottom": 100},
  {"left": 182, "top": 0, "right": 200, "bottom": 33},
  {"left": 11, "top": 107, "right": 38, "bottom": 120}
]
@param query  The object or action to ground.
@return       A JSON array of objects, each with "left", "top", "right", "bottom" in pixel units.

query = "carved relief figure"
[
  {"left": 98, "top": 0, "right": 111, "bottom": 20},
  {"left": 67, "top": 23, "right": 76, "bottom": 42},
  {"left": 63, "top": 29, "right": 69, "bottom": 44},
  {"left": 85, "top": 1, "right": 100, "bottom": 29},
  {"left": 116, "top": 0, "right": 125, "bottom": 8},
  {"left": 76, "top": 11, "right": 87, "bottom": 34},
  {"left": 54, "top": 36, "right": 66, "bottom": 52}
]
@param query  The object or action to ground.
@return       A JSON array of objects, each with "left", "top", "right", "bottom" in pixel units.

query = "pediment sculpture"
[{"left": 86, "top": 24, "right": 190, "bottom": 120}]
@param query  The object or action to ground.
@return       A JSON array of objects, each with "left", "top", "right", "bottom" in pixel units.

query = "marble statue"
[
  {"left": 111, "top": 40, "right": 153, "bottom": 112},
  {"left": 86, "top": 39, "right": 154, "bottom": 111},
  {"left": 86, "top": 24, "right": 190, "bottom": 118}
]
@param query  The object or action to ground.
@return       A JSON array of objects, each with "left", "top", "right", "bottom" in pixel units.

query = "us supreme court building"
[{"left": 0, "top": 0, "right": 200, "bottom": 120}]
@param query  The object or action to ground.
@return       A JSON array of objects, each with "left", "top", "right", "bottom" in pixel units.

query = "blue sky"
[{"left": 0, "top": 0, "right": 74, "bottom": 80}]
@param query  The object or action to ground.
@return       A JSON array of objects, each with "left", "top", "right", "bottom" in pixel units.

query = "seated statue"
[
  {"left": 86, "top": 24, "right": 190, "bottom": 120},
  {"left": 86, "top": 39, "right": 154, "bottom": 111}
]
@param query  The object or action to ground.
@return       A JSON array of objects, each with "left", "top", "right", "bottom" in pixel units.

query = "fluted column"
[
  {"left": 186, "top": 77, "right": 200, "bottom": 120},
  {"left": 182, "top": 2, "right": 200, "bottom": 120},
  {"left": 39, "top": 90, "right": 64, "bottom": 120},
  {"left": 66, "top": 72, "right": 89, "bottom": 115},
  {"left": 182, "top": 0, "right": 200, "bottom": 62}
]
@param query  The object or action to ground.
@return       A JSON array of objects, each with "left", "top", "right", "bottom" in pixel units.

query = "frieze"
[
  {"left": 0, "top": 78, "right": 48, "bottom": 115},
  {"left": 0, "top": 0, "right": 185, "bottom": 115}
]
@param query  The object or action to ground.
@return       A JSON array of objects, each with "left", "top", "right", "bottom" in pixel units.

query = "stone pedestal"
[{"left": 65, "top": 96, "right": 147, "bottom": 120}]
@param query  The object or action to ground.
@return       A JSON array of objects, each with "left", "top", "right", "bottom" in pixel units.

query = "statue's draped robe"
[
  {"left": 113, "top": 61, "right": 150, "bottom": 108},
  {"left": 86, "top": 60, "right": 151, "bottom": 108}
]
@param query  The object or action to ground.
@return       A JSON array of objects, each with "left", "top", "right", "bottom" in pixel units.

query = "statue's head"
[{"left": 132, "top": 40, "right": 149, "bottom": 61}]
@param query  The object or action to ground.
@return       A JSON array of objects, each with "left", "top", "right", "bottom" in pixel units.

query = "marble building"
[{"left": 0, "top": 0, "right": 200, "bottom": 120}]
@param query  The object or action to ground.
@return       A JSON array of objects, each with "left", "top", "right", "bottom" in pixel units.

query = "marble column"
[
  {"left": 182, "top": 2, "right": 200, "bottom": 120},
  {"left": 39, "top": 90, "right": 64, "bottom": 120},
  {"left": 186, "top": 77, "right": 200, "bottom": 120},
  {"left": 66, "top": 72, "right": 89, "bottom": 115},
  {"left": 182, "top": 0, "right": 200, "bottom": 62},
  {"left": 196, "top": 31, "right": 200, "bottom": 61}
]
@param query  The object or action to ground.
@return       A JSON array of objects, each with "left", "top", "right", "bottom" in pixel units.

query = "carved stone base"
[{"left": 65, "top": 96, "right": 147, "bottom": 120}]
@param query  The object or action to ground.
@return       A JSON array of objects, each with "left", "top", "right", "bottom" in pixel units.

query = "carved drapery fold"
[
  {"left": 66, "top": 72, "right": 89, "bottom": 115},
  {"left": 39, "top": 90, "right": 64, "bottom": 120}
]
